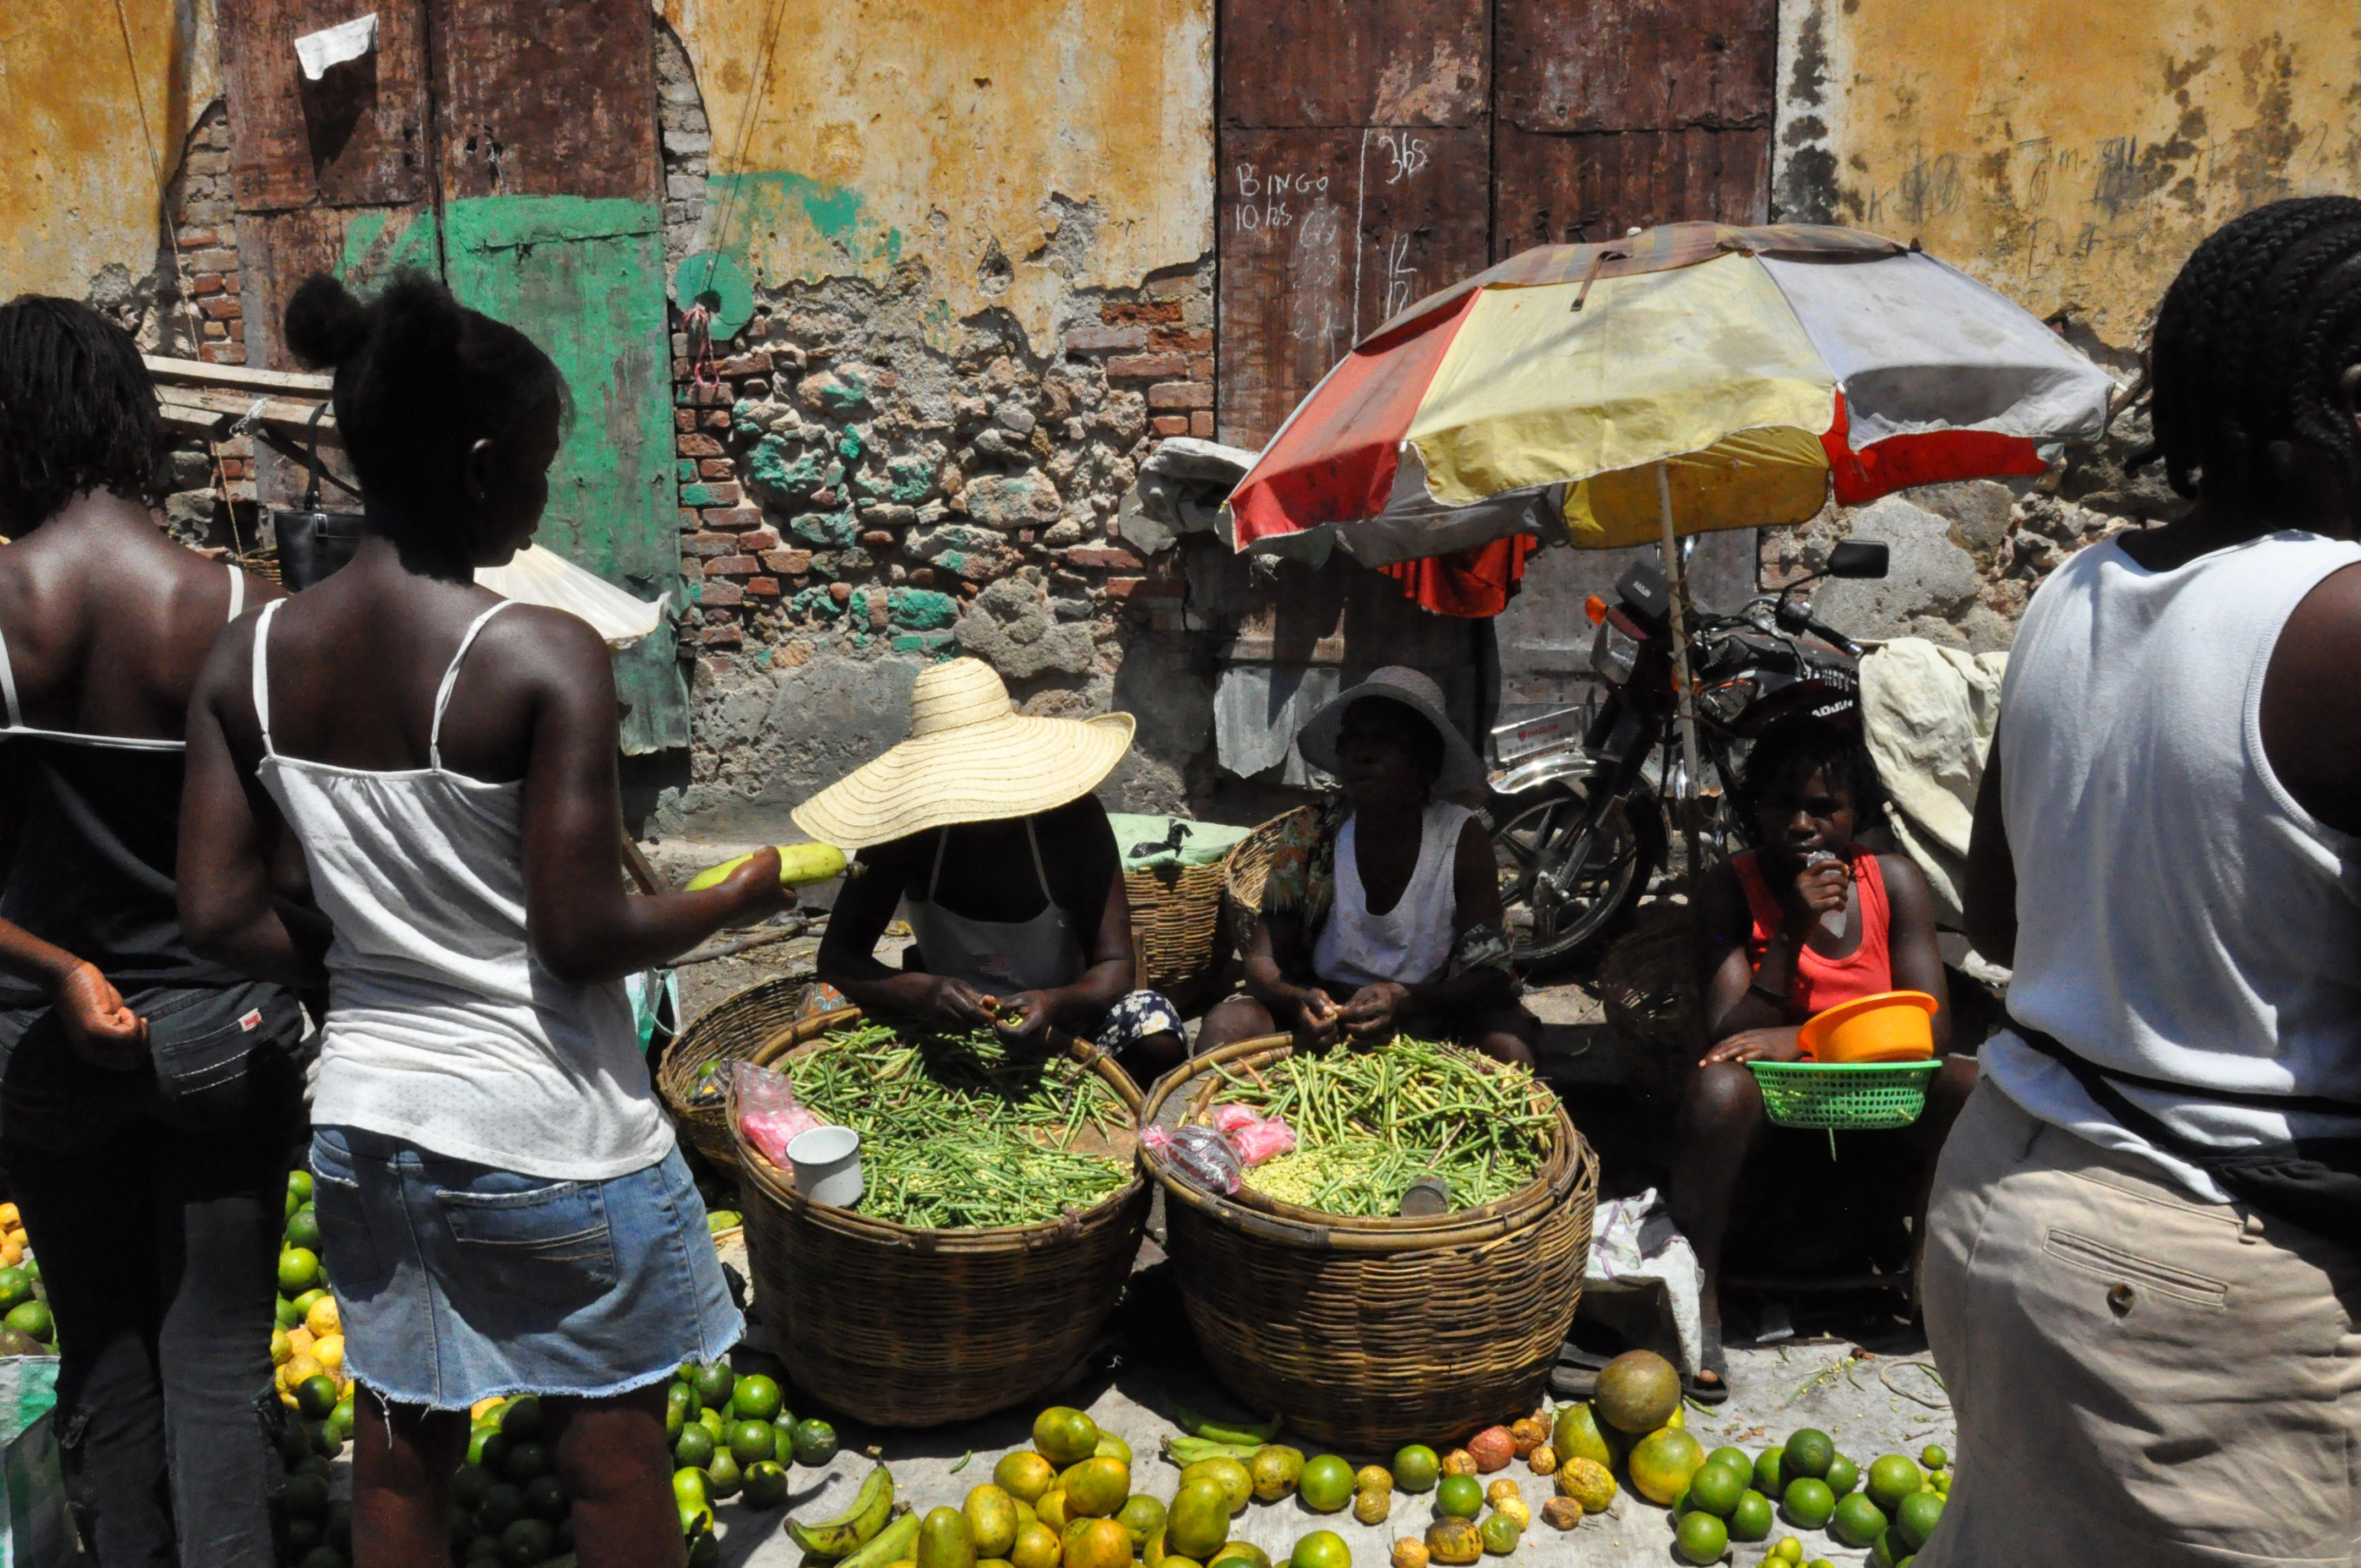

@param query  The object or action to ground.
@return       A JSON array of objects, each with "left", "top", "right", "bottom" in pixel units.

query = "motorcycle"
[{"left": 1483, "top": 538, "right": 1891, "bottom": 968}]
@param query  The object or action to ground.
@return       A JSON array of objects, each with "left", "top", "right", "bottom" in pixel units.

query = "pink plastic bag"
[
  {"left": 1208, "top": 1101, "right": 1297, "bottom": 1166},
  {"left": 1142, "top": 1123, "right": 1242, "bottom": 1195},
  {"left": 1226, "top": 1115, "right": 1296, "bottom": 1166},
  {"left": 731, "top": 1060, "right": 825, "bottom": 1166}
]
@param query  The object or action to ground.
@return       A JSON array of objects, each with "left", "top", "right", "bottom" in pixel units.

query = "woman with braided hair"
[{"left": 1930, "top": 197, "right": 2361, "bottom": 1565}]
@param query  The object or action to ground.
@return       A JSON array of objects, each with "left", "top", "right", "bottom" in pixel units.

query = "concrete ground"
[{"left": 668, "top": 903, "right": 1958, "bottom": 1568}]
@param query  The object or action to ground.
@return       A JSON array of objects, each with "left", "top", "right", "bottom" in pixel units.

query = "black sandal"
[
  {"left": 1685, "top": 1324, "right": 1733, "bottom": 1405},
  {"left": 1547, "top": 1333, "right": 1620, "bottom": 1399}
]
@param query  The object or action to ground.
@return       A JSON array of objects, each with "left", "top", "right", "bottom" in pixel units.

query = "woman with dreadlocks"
[
  {"left": 0, "top": 298, "right": 297, "bottom": 1564},
  {"left": 1932, "top": 198, "right": 2361, "bottom": 1565}
]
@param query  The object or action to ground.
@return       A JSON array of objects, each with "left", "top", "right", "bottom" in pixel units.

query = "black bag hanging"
[
  {"left": 274, "top": 402, "right": 368, "bottom": 590},
  {"left": 2010, "top": 1019, "right": 2361, "bottom": 1245}
]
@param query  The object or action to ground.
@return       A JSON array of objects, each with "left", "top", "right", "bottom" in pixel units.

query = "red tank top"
[{"left": 1731, "top": 845, "right": 1892, "bottom": 1032}]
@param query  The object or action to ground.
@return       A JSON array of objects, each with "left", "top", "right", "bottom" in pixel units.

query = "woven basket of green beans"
[
  {"left": 780, "top": 1021, "right": 1136, "bottom": 1229},
  {"left": 1206, "top": 1037, "right": 1557, "bottom": 1218}
]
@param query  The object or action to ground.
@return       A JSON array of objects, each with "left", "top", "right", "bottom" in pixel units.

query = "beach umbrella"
[{"left": 1227, "top": 222, "right": 2112, "bottom": 567}]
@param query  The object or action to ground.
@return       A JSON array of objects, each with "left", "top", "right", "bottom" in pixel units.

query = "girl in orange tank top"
[{"left": 1728, "top": 842, "right": 1893, "bottom": 1026}]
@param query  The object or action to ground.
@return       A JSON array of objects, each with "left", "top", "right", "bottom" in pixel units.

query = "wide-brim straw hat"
[
  {"left": 1296, "top": 666, "right": 1487, "bottom": 796},
  {"left": 791, "top": 658, "right": 1135, "bottom": 850}
]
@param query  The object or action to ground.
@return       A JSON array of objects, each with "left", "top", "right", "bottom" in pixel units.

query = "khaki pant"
[{"left": 1918, "top": 1080, "right": 2361, "bottom": 1566}]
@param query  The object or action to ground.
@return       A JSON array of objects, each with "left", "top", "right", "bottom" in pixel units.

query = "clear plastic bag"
[
  {"left": 731, "top": 1060, "right": 825, "bottom": 1166},
  {"left": 1141, "top": 1123, "right": 1242, "bottom": 1195}
]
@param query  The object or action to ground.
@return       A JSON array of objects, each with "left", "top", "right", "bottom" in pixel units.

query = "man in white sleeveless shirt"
[{"left": 1929, "top": 199, "right": 2361, "bottom": 1564}]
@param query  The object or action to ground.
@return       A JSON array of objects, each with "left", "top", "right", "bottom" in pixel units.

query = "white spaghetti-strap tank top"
[
  {"left": 1989, "top": 531, "right": 2361, "bottom": 1200},
  {"left": 252, "top": 598, "right": 669, "bottom": 1180},
  {"left": 1312, "top": 801, "right": 1474, "bottom": 989}
]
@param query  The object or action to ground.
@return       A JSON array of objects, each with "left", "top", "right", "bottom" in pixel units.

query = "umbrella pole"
[{"left": 1657, "top": 461, "right": 1704, "bottom": 882}]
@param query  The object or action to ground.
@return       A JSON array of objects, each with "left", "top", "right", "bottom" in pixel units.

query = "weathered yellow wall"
[
  {"left": 660, "top": 0, "right": 1212, "bottom": 349},
  {"left": 0, "top": 0, "right": 220, "bottom": 300},
  {"left": 1776, "top": 0, "right": 2361, "bottom": 351}
]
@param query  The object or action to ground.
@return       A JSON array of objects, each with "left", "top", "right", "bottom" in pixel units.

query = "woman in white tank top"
[
  {"left": 179, "top": 273, "right": 791, "bottom": 1568},
  {"left": 1198, "top": 667, "right": 1541, "bottom": 1064},
  {"left": 1923, "top": 198, "right": 2361, "bottom": 1566}
]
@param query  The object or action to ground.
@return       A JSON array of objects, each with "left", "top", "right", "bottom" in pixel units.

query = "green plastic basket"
[{"left": 1747, "top": 1059, "right": 1943, "bottom": 1130}]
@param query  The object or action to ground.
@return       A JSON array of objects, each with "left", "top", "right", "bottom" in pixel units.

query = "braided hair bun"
[{"left": 2150, "top": 197, "right": 2361, "bottom": 510}]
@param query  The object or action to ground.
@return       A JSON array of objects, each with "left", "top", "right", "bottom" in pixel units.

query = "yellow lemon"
[
  {"left": 269, "top": 1329, "right": 292, "bottom": 1367},
  {"left": 313, "top": 1334, "right": 344, "bottom": 1373},
  {"left": 304, "top": 1296, "right": 341, "bottom": 1339}
]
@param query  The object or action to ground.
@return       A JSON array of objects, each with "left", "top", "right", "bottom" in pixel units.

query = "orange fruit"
[{"left": 1063, "top": 1518, "right": 1131, "bottom": 1568}]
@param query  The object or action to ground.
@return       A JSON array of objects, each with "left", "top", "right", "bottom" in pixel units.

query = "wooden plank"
[
  {"left": 217, "top": 0, "right": 432, "bottom": 212},
  {"left": 1498, "top": 0, "right": 1776, "bottom": 134},
  {"left": 241, "top": 206, "right": 444, "bottom": 370},
  {"left": 1215, "top": 126, "right": 1490, "bottom": 450},
  {"left": 428, "top": 0, "right": 659, "bottom": 202},
  {"left": 1221, "top": 0, "right": 1489, "bottom": 128},
  {"left": 1492, "top": 124, "right": 1772, "bottom": 256},
  {"left": 145, "top": 356, "right": 333, "bottom": 395}
]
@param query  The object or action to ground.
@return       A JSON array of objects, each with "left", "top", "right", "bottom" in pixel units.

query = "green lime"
[
  {"left": 1392, "top": 1444, "right": 1439, "bottom": 1493},
  {"left": 1753, "top": 1448, "right": 1785, "bottom": 1500},
  {"left": 665, "top": 1383, "right": 692, "bottom": 1441},
  {"left": 672, "top": 1467, "right": 710, "bottom": 1509},
  {"left": 470, "top": 1429, "right": 509, "bottom": 1472},
  {"left": 291, "top": 1288, "right": 329, "bottom": 1320},
  {"left": 1772, "top": 1538, "right": 1804, "bottom": 1564},
  {"left": 1830, "top": 1493, "right": 1889, "bottom": 1549},
  {"left": 275, "top": 1296, "right": 303, "bottom": 1330},
  {"left": 498, "top": 1517, "right": 554, "bottom": 1568},
  {"left": 1781, "top": 1430, "right": 1834, "bottom": 1481},
  {"left": 1824, "top": 1453, "right": 1859, "bottom": 1498},
  {"left": 1896, "top": 1491, "right": 1944, "bottom": 1551},
  {"left": 791, "top": 1417, "right": 839, "bottom": 1466},
  {"left": 1434, "top": 1474, "right": 1483, "bottom": 1520},
  {"left": 279, "top": 1419, "right": 315, "bottom": 1467},
  {"left": 285, "top": 1208, "right": 323, "bottom": 1253},
  {"left": 289, "top": 1169, "right": 315, "bottom": 1202},
  {"left": 731, "top": 1373, "right": 785, "bottom": 1422},
  {"left": 277, "top": 1249, "right": 321, "bottom": 1295},
  {"left": 285, "top": 1190, "right": 301, "bottom": 1223},
  {"left": 453, "top": 1463, "right": 494, "bottom": 1511},
  {"left": 1866, "top": 1455, "right": 1923, "bottom": 1513},
  {"left": 705, "top": 1450, "right": 742, "bottom": 1500},
  {"left": 706, "top": 1211, "right": 741, "bottom": 1233},
  {"left": 501, "top": 1441, "right": 550, "bottom": 1484},
  {"left": 1478, "top": 1512, "right": 1520, "bottom": 1556},
  {"left": 1705, "top": 1447, "right": 1752, "bottom": 1477},
  {"left": 0, "top": 1268, "right": 31, "bottom": 1315},
  {"left": 1674, "top": 1509, "right": 1729, "bottom": 1566},
  {"left": 728, "top": 1418, "right": 776, "bottom": 1466},
  {"left": 1291, "top": 1530, "right": 1351, "bottom": 1568},
  {"left": 523, "top": 1474, "right": 567, "bottom": 1522},
  {"left": 673, "top": 1425, "right": 716, "bottom": 1471},
  {"left": 1780, "top": 1477, "right": 1835, "bottom": 1532},
  {"left": 1686, "top": 1462, "right": 1746, "bottom": 1518},
  {"left": 698, "top": 1407, "right": 726, "bottom": 1443},
  {"left": 1919, "top": 1445, "right": 1947, "bottom": 1471},
  {"left": 1298, "top": 1454, "right": 1354, "bottom": 1513},
  {"left": 3, "top": 1302, "right": 52, "bottom": 1344},
  {"left": 688, "top": 1532, "right": 718, "bottom": 1568},
  {"left": 329, "top": 1398, "right": 355, "bottom": 1442},
  {"left": 283, "top": 1472, "right": 330, "bottom": 1518},
  {"left": 499, "top": 1396, "right": 543, "bottom": 1441},
  {"left": 742, "top": 1459, "right": 790, "bottom": 1509},
  {"left": 691, "top": 1362, "right": 735, "bottom": 1411},
  {"left": 475, "top": 1483, "right": 526, "bottom": 1535},
  {"left": 1728, "top": 1490, "right": 1773, "bottom": 1543}
]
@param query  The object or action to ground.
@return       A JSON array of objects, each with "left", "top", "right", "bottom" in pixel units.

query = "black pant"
[{"left": 0, "top": 981, "right": 307, "bottom": 1568}]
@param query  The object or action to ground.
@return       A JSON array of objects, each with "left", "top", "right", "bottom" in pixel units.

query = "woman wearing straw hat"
[
  {"left": 1198, "top": 667, "right": 1539, "bottom": 1065},
  {"left": 803, "top": 658, "right": 1188, "bottom": 1077}
]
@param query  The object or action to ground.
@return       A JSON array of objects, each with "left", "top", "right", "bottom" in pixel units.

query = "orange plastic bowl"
[{"left": 1799, "top": 990, "right": 1939, "bottom": 1064}]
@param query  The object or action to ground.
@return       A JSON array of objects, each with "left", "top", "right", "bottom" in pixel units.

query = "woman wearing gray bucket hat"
[{"left": 1199, "top": 667, "right": 1540, "bottom": 1064}]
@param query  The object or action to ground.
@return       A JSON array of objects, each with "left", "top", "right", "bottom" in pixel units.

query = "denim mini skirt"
[{"left": 309, "top": 1126, "right": 743, "bottom": 1410}]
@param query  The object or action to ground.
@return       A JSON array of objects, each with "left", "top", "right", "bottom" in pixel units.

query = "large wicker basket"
[
  {"left": 1126, "top": 858, "right": 1231, "bottom": 1012},
  {"left": 732, "top": 1015, "right": 1151, "bottom": 1427},
  {"left": 1219, "top": 806, "right": 1317, "bottom": 955},
  {"left": 658, "top": 977, "right": 814, "bottom": 1172},
  {"left": 1142, "top": 1037, "right": 1596, "bottom": 1450}
]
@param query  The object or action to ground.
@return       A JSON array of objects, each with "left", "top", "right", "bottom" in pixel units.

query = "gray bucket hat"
[{"left": 1296, "top": 667, "right": 1487, "bottom": 796}]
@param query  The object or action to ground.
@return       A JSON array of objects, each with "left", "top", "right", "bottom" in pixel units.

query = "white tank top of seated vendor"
[{"left": 1313, "top": 801, "right": 1473, "bottom": 989}]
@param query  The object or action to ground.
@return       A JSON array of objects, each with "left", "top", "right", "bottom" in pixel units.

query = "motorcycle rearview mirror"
[
  {"left": 1613, "top": 560, "right": 1671, "bottom": 625},
  {"left": 1825, "top": 539, "right": 1889, "bottom": 580}
]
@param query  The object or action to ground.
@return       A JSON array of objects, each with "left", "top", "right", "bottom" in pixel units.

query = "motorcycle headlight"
[
  {"left": 1591, "top": 618, "right": 1640, "bottom": 685},
  {"left": 1699, "top": 676, "right": 1760, "bottom": 725}
]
